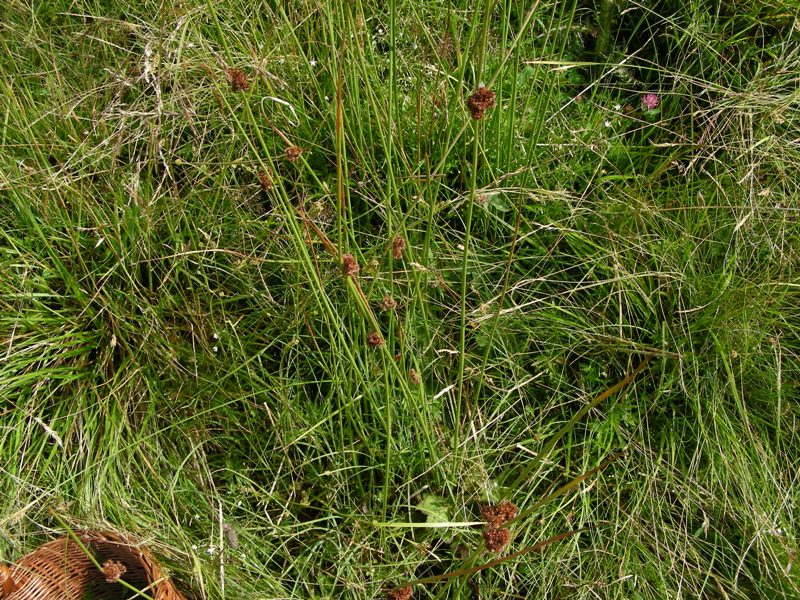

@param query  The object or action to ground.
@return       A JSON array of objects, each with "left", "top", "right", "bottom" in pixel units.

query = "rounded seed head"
[
  {"left": 379, "top": 295, "right": 397, "bottom": 311},
  {"left": 386, "top": 585, "right": 413, "bottom": 600},
  {"left": 227, "top": 68, "right": 250, "bottom": 92},
  {"left": 467, "top": 86, "right": 496, "bottom": 120},
  {"left": 257, "top": 170, "right": 272, "bottom": 191},
  {"left": 481, "top": 500, "right": 518, "bottom": 528},
  {"left": 483, "top": 527, "right": 510, "bottom": 552},
  {"left": 342, "top": 253, "right": 360, "bottom": 276},
  {"left": 392, "top": 235, "right": 406, "bottom": 259},
  {"left": 286, "top": 146, "right": 304, "bottom": 163},
  {"left": 102, "top": 559, "right": 127, "bottom": 583},
  {"left": 367, "top": 331, "right": 385, "bottom": 348}
]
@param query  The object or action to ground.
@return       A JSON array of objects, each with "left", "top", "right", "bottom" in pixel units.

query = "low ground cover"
[{"left": 1, "top": 1, "right": 799, "bottom": 598}]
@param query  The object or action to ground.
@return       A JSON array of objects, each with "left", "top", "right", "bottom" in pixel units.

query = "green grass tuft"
[{"left": 1, "top": 1, "right": 799, "bottom": 598}]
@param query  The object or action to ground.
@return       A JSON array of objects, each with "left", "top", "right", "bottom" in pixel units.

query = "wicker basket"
[{"left": 0, "top": 531, "right": 187, "bottom": 600}]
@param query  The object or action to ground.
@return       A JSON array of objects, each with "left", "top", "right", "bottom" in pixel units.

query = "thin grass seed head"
[{"left": 223, "top": 523, "right": 239, "bottom": 549}]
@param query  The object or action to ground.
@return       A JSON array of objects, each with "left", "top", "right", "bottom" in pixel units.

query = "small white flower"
[
  {"left": 212, "top": 346, "right": 219, "bottom": 353},
  {"left": 212, "top": 332, "right": 219, "bottom": 341},
  {"left": 309, "top": 59, "right": 317, "bottom": 67},
  {"left": 191, "top": 544, "right": 198, "bottom": 550},
  {"left": 614, "top": 104, "right": 621, "bottom": 111},
  {"left": 604, "top": 120, "right": 612, "bottom": 128}
]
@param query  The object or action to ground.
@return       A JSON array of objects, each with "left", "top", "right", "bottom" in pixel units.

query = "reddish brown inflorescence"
[
  {"left": 481, "top": 500, "right": 518, "bottom": 529},
  {"left": 386, "top": 585, "right": 413, "bottom": 600},
  {"left": 482, "top": 527, "right": 510, "bottom": 553},
  {"left": 467, "top": 86, "right": 496, "bottom": 120},
  {"left": 286, "top": 146, "right": 304, "bottom": 163},
  {"left": 102, "top": 559, "right": 127, "bottom": 583},
  {"left": 392, "top": 235, "right": 406, "bottom": 259},
  {"left": 367, "top": 331, "right": 385, "bottom": 348},
  {"left": 409, "top": 368, "right": 421, "bottom": 385},
  {"left": 379, "top": 294, "right": 397, "bottom": 311},
  {"left": 257, "top": 170, "right": 272, "bottom": 191},
  {"left": 227, "top": 68, "right": 250, "bottom": 92},
  {"left": 342, "top": 253, "right": 360, "bottom": 276},
  {"left": 480, "top": 500, "right": 516, "bottom": 553}
]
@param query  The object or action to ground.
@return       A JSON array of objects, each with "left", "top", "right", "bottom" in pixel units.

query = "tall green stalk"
[{"left": 456, "top": 0, "right": 495, "bottom": 445}]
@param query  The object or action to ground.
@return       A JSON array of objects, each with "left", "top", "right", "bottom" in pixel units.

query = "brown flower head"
[
  {"left": 481, "top": 500, "right": 518, "bottom": 528},
  {"left": 227, "top": 68, "right": 250, "bottom": 92},
  {"left": 379, "top": 294, "right": 397, "bottom": 311},
  {"left": 386, "top": 586, "right": 413, "bottom": 600},
  {"left": 286, "top": 146, "right": 303, "bottom": 163},
  {"left": 223, "top": 523, "right": 239, "bottom": 549},
  {"left": 342, "top": 253, "right": 360, "bottom": 276},
  {"left": 257, "top": 170, "right": 272, "bottom": 191},
  {"left": 467, "top": 86, "right": 496, "bottom": 120},
  {"left": 367, "top": 331, "right": 385, "bottom": 348},
  {"left": 409, "top": 368, "right": 421, "bottom": 385},
  {"left": 436, "top": 32, "right": 454, "bottom": 63},
  {"left": 483, "top": 527, "right": 510, "bottom": 552},
  {"left": 102, "top": 559, "right": 127, "bottom": 583},
  {"left": 392, "top": 235, "right": 406, "bottom": 259}
]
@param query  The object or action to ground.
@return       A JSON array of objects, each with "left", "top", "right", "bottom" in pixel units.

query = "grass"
[{"left": 1, "top": 0, "right": 799, "bottom": 598}]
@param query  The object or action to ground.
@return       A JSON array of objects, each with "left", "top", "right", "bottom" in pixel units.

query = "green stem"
[
  {"left": 399, "top": 528, "right": 585, "bottom": 587},
  {"left": 510, "top": 355, "right": 654, "bottom": 490},
  {"left": 474, "top": 208, "right": 521, "bottom": 403},
  {"left": 456, "top": 0, "right": 494, "bottom": 444}
]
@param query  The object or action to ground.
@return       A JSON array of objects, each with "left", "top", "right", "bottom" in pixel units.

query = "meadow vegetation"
[{"left": 1, "top": 0, "right": 799, "bottom": 598}]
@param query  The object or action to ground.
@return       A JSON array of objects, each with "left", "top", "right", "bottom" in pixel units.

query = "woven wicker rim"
[{"left": 0, "top": 531, "right": 187, "bottom": 600}]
